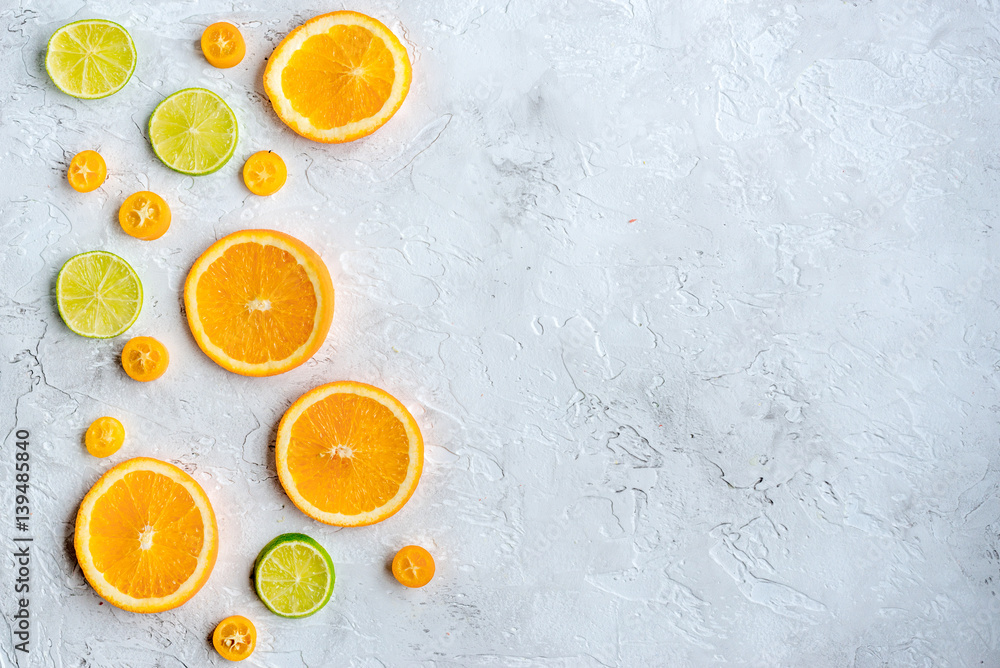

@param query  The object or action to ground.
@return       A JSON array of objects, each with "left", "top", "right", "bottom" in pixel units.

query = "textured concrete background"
[{"left": 1, "top": 0, "right": 999, "bottom": 666}]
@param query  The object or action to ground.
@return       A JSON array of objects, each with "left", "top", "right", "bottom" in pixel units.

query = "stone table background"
[{"left": 1, "top": 0, "right": 999, "bottom": 666}]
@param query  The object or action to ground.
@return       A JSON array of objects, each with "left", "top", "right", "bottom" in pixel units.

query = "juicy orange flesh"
[
  {"left": 287, "top": 393, "right": 410, "bottom": 514},
  {"left": 282, "top": 25, "right": 395, "bottom": 129},
  {"left": 197, "top": 242, "right": 318, "bottom": 364},
  {"left": 205, "top": 25, "right": 241, "bottom": 59},
  {"left": 125, "top": 341, "right": 163, "bottom": 376},
  {"left": 124, "top": 195, "right": 164, "bottom": 231},
  {"left": 88, "top": 471, "right": 203, "bottom": 598}
]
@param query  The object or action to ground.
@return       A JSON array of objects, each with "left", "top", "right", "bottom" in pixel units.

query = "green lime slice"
[
  {"left": 253, "top": 533, "right": 335, "bottom": 618},
  {"left": 56, "top": 251, "right": 142, "bottom": 338},
  {"left": 45, "top": 19, "right": 136, "bottom": 99},
  {"left": 148, "top": 88, "right": 238, "bottom": 176}
]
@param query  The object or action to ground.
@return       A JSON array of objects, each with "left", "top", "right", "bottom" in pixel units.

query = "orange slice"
[
  {"left": 276, "top": 381, "right": 423, "bottom": 526},
  {"left": 243, "top": 151, "right": 287, "bottom": 196},
  {"left": 183, "top": 229, "right": 334, "bottom": 377},
  {"left": 263, "top": 11, "right": 412, "bottom": 143},
  {"left": 74, "top": 457, "right": 218, "bottom": 613}
]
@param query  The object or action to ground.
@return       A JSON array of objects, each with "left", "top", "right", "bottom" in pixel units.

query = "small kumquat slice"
[
  {"left": 84, "top": 416, "right": 124, "bottom": 458},
  {"left": 392, "top": 545, "right": 435, "bottom": 588},
  {"left": 212, "top": 615, "right": 256, "bottom": 661},
  {"left": 67, "top": 150, "right": 106, "bottom": 193},
  {"left": 243, "top": 151, "right": 287, "bottom": 196},
  {"left": 201, "top": 22, "right": 245, "bottom": 69},
  {"left": 119, "top": 191, "right": 171, "bottom": 240},
  {"left": 121, "top": 336, "right": 169, "bottom": 382}
]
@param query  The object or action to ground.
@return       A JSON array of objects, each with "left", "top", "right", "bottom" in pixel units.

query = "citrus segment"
[
  {"left": 253, "top": 533, "right": 335, "bottom": 618},
  {"left": 85, "top": 416, "right": 125, "bottom": 458},
  {"left": 121, "top": 336, "right": 169, "bottom": 382},
  {"left": 148, "top": 88, "right": 238, "bottom": 176},
  {"left": 263, "top": 11, "right": 412, "bottom": 143},
  {"left": 243, "top": 151, "right": 287, "bottom": 196},
  {"left": 68, "top": 150, "right": 106, "bottom": 193},
  {"left": 119, "top": 191, "right": 171, "bottom": 240},
  {"left": 201, "top": 22, "right": 246, "bottom": 69},
  {"left": 46, "top": 19, "right": 136, "bottom": 99},
  {"left": 74, "top": 457, "right": 218, "bottom": 612},
  {"left": 392, "top": 545, "right": 435, "bottom": 588},
  {"left": 276, "top": 381, "right": 423, "bottom": 526},
  {"left": 213, "top": 615, "right": 256, "bottom": 661},
  {"left": 56, "top": 251, "right": 142, "bottom": 338},
  {"left": 183, "top": 229, "right": 334, "bottom": 376}
]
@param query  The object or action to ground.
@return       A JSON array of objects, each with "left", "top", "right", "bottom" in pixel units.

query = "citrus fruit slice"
[
  {"left": 213, "top": 615, "right": 256, "bottom": 661},
  {"left": 84, "top": 416, "right": 124, "bottom": 458},
  {"left": 392, "top": 545, "right": 435, "bottom": 588},
  {"left": 243, "top": 151, "right": 287, "bottom": 196},
  {"left": 119, "top": 191, "right": 171, "bottom": 240},
  {"left": 68, "top": 150, "right": 106, "bottom": 193},
  {"left": 183, "top": 229, "right": 334, "bottom": 376},
  {"left": 46, "top": 19, "right": 136, "bottom": 99},
  {"left": 201, "top": 22, "right": 245, "bottom": 69},
  {"left": 253, "top": 533, "right": 334, "bottom": 618},
  {"left": 56, "top": 251, "right": 142, "bottom": 338},
  {"left": 263, "top": 11, "right": 412, "bottom": 143},
  {"left": 148, "top": 88, "right": 238, "bottom": 176},
  {"left": 121, "top": 336, "right": 169, "bottom": 382},
  {"left": 276, "top": 381, "right": 423, "bottom": 526},
  {"left": 74, "top": 457, "right": 218, "bottom": 613}
]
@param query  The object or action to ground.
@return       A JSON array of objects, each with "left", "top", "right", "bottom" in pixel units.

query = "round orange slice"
[
  {"left": 263, "top": 11, "right": 412, "bottom": 143},
  {"left": 276, "top": 381, "right": 423, "bottom": 526},
  {"left": 183, "top": 229, "right": 334, "bottom": 377},
  {"left": 74, "top": 457, "right": 218, "bottom": 613}
]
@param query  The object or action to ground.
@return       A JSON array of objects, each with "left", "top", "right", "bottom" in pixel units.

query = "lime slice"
[
  {"left": 149, "top": 88, "right": 238, "bottom": 176},
  {"left": 45, "top": 19, "right": 136, "bottom": 99},
  {"left": 56, "top": 251, "right": 142, "bottom": 338},
  {"left": 253, "top": 533, "right": 335, "bottom": 618}
]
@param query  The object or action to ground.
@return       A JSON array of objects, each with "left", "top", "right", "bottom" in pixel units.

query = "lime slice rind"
[
  {"left": 45, "top": 19, "right": 136, "bottom": 100},
  {"left": 56, "top": 251, "right": 142, "bottom": 338},
  {"left": 253, "top": 533, "right": 335, "bottom": 618},
  {"left": 148, "top": 88, "right": 238, "bottom": 176}
]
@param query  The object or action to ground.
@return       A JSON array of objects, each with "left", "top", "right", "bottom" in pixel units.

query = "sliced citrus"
[
  {"left": 121, "top": 336, "right": 169, "bottom": 382},
  {"left": 84, "top": 416, "right": 124, "bottom": 458},
  {"left": 243, "top": 151, "right": 287, "bottom": 196},
  {"left": 119, "top": 191, "right": 171, "bottom": 240},
  {"left": 74, "top": 457, "right": 218, "bottom": 613},
  {"left": 276, "top": 381, "right": 423, "bottom": 526},
  {"left": 201, "top": 22, "right": 246, "bottom": 69},
  {"left": 213, "top": 615, "right": 256, "bottom": 661},
  {"left": 46, "top": 19, "right": 136, "bottom": 99},
  {"left": 263, "top": 11, "right": 412, "bottom": 143},
  {"left": 253, "top": 533, "right": 334, "bottom": 618},
  {"left": 183, "top": 229, "right": 334, "bottom": 376},
  {"left": 68, "top": 150, "right": 107, "bottom": 193},
  {"left": 392, "top": 545, "right": 435, "bottom": 588},
  {"left": 56, "top": 251, "right": 142, "bottom": 338},
  {"left": 148, "top": 88, "right": 238, "bottom": 176}
]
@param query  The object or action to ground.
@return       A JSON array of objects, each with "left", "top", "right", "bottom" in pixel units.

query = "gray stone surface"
[{"left": 1, "top": 0, "right": 999, "bottom": 666}]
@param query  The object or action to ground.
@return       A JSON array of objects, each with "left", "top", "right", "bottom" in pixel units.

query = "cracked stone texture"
[{"left": 2, "top": 0, "right": 1000, "bottom": 666}]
